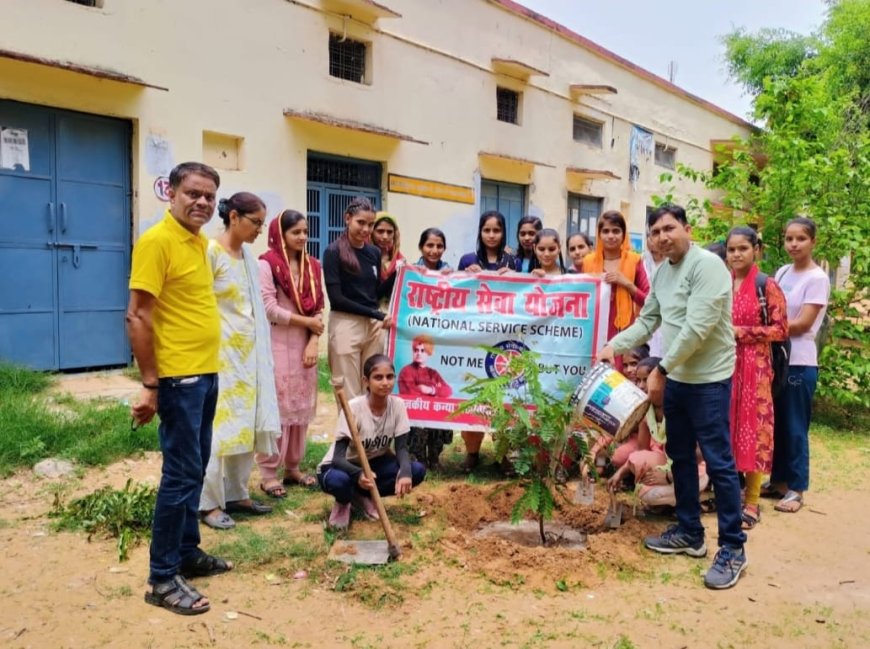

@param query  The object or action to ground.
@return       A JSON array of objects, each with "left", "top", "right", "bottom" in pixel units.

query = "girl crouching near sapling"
[
  {"left": 317, "top": 354, "right": 427, "bottom": 530},
  {"left": 608, "top": 357, "right": 710, "bottom": 508}
]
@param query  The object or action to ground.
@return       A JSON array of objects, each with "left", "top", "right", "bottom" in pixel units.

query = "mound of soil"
[{"left": 416, "top": 481, "right": 660, "bottom": 589}]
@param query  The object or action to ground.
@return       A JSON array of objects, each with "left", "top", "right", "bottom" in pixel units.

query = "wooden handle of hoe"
[{"left": 332, "top": 378, "right": 402, "bottom": 560}]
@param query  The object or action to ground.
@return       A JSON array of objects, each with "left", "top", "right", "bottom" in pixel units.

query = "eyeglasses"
[{"left": 240, "top": 214, "right": 265, "bottom": 228}]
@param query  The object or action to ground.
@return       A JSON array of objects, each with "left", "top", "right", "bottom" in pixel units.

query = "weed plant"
[{"left": 50, "top": 478, "right": 156, "bottom": 562}]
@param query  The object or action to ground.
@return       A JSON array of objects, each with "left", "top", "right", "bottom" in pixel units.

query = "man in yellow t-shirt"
[{"left": 127, "top": 161, "right": 231, "bottom": 616}]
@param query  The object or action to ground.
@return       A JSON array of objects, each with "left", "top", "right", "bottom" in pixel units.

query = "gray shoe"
[
  {"left": 201, "top": 509, "right": 235, "bottom": 530},
  {"left": 704, "top": 546, "right": 747, "bottom": 589},
  {"left": 644, "top": 524, "right": 707, "bottom": 557}
]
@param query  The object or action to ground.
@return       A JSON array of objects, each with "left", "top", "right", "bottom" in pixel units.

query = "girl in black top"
[
  {"left": 457, "top": 211, "right": 517, "bottom": 273},
  {"left": 323, "top": 197, "right": 392, "bottom": 399},
  {"left": 513, "top": 215, "right": 543, "bottom": 272}
]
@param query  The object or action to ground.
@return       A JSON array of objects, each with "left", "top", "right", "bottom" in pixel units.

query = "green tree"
[{"left": 660, "top": 0, "right": 870, "bottom": 406}]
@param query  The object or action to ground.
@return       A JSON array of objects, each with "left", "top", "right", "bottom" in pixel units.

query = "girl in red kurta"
[
  {"left": 726, "top": 227, "right": 788, "bottom": 529},
  {"left": 581, "top": 210, "right": 649, "bottom": 372}
]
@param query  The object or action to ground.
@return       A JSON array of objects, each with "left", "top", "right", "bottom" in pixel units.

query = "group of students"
[
  {"left": 200, "top": 190, "right": 829, "bottom": 544},
  {"left": 131, "top": 160, "right": 833, "bottom": 612}
]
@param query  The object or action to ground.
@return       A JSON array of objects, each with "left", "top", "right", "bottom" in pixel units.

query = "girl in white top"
[
  {"left": 317, "top": 354, "right": 427, "bottom": 530},
  {"left": 765, "top": 217, "right": 830, "bottom": 513}
]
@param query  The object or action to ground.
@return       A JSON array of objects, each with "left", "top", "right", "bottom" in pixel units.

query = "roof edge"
[{"left": 486, "top": 0, "right": 755, "bottom": 131}]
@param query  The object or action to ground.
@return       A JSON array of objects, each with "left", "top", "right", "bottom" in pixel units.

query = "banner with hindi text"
[{"left": 386, "top": 266, "right": 609, "bottom": 431}]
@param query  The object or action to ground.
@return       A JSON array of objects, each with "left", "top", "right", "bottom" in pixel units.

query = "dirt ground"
[{"left": 2, "top": 373, "right": 868, "bottom": 648}]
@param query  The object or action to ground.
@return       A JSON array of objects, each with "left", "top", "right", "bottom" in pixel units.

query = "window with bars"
[
  {"left": 496, "top": 87, "right": 520, "bottom": 124},
  {"left": 655, "top": 142, "right": 676, "bottom": 169},
  {"left": 328, "top": 33, "right": 368, "bottom": 84},
  {"left": 307, "top": 155, "right": 381, "bottom": 189},
  {"left": 573, "top": 115, "right": 603, "bottom": 147},
  {"left": 66, "top": 0, "right": 102, "bottom": 6}
]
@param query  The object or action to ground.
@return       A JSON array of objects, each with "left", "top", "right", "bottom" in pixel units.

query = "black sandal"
[
  {"left": 145, "top": 575, "right": 210, "bottom": 616},
  {"left": 180, "top": 548, "right": 234, "bottom": 578}
]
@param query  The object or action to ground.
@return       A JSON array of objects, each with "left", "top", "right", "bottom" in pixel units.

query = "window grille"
[
  {"left": 329, "top": 33, "right": 367, "bottom": 83},
  {"left": 573, "top": 116, "right": 603, "bottom": 147},
  {"left": 655, "top": 143, "right": 676, "bottom": 169},
  {"left": 496, "top": 87, "right": 520, "bottom": 124},
  {"left": 66, "top": 0, "right": 100, "bottom": 6},
  {"left": 307, "top": 156, "right": 381, "bottom": 189}
]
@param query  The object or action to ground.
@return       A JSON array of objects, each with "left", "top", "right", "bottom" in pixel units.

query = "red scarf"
[{"left": 260, "top": 217, "right": 324, "bottom": 317}]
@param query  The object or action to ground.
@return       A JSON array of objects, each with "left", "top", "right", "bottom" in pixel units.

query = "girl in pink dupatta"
[
  {"left": 726, "top": 227, "right": 788, "bottom": 529},
  {"left": 256, "top": 210, "right": 325, "bottom": 497}
]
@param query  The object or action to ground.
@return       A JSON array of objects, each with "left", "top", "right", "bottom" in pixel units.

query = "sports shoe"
[
  {"left": 328, "top": 502, "right": 351, "bottom": 530},
  {"left": 704, "top": 546, "right": 748, "bottom": 590},
  {"left": 352, "top": 493, "right": 380, "bottom": 521},
  {"left": 644, "top": 524, "right": 707, "bottom": 557}
]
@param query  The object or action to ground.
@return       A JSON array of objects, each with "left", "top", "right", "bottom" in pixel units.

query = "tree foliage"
[{"left": 658, "top": 0, "right": 870, "bottom": 406}]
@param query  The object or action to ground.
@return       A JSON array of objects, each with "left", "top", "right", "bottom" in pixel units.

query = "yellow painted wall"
[{"left": 0, "top": 0, "right": 751, "bottom": 265}]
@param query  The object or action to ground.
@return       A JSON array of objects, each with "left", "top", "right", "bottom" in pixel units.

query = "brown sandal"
[
  {"left": 741, "top": 504, "right": 760, "bottom": 530},
  {"left": 260, "top": 481, "right": 287, "bottom": 499},
  {"left": 282, "top": 472, "right": 317, "bottom": 488}
]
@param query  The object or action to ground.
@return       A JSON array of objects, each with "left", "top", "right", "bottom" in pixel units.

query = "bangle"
[{"left": 142, "top": 382, "right": 159, "bottom": 390}]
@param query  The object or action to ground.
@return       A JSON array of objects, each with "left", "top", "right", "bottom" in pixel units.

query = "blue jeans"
[
  {"left": 318, "top": 454, "right": 426, "bottom": 504},
  {"left": 664, "top": 378, "right": 746, "bottom": 549},
  {"left": 149, "top": 373, "right": 218, "bottom": 584},
  {"left": 771, "top": 366, "right": 817, "bottom": 492}
]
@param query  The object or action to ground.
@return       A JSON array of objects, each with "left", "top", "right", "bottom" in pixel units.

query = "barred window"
[
  {"left": 573, "top": 116, "right": 603, "bottom": 147},
  {"left": 496, "top": 87, "right": 520, "bottom": 124},
  {"left": 329, "top": 33, "right": 367, "bottom": 84},
  {"left": 307, "top": 156, "right": 381, "bottom": 189},
  {"left": 66, "top": 0, "right": 102, "bottom": 6}
]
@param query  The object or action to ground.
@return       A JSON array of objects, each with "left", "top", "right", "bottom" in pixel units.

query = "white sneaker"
[{"left": 328, "top": 502, "right": 351, "bottom": 530}]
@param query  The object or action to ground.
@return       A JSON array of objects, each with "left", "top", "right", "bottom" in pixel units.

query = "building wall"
[{"left": 0, "top": 0, "right": 751, "bottom": 266}]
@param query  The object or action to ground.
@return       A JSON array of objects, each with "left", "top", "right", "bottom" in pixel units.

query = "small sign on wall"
[
  {"left": 388, "top": 173, "right": 475, "bottom": 204},
  {"left": 0, "top": 127, "right": 30, "bottom": 171},
  {"left": 153, "top": 176, "right": 171, "bottom": 202}
]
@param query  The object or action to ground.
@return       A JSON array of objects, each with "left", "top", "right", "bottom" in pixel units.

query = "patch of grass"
[
  {"left": 387, "top": 502, "right": 424, "bottom": 526},
  {"left": 612, "top": 636, "right": 637, "bottom": 649},
  {"left": 210, "top": 525, "right": 324, "bottom": 569},
  {"left": 0, "top": 362, "right": 52, "bottom": 393},
  {"left": 331, "top": 560, "right": 419, "bottom": 609},
  {"left": 0, "top": 363, "right": 158, "bottom": 475},
  {"left": 814, "top": 398, "right": 870, "bottom": 434},
  {"left": 50, "top": 478, "right": 156, "bottom": 562},
  {"left": 317, "top": 356, "right": 332, "bottom": 393}
]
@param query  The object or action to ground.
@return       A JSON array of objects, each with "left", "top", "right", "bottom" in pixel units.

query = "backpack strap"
[{"left": 754, "top": 272, "right": 770, "bottom": 326}]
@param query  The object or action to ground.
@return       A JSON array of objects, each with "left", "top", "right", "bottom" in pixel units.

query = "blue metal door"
[
  {"left": 480, "top": 180, "right": 526, "bottom": 246},
  {"left": 0, "top": 100, "right": 131, "bottom": 370}
]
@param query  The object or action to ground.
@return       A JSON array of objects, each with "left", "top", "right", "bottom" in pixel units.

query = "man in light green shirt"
[{"left": 598, "top": 204, "right": 747, "bottom": 590}]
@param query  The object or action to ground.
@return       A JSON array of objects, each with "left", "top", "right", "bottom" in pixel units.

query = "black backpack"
[{"left": 755, "top": 272, "right": 791, "bottom": 398}]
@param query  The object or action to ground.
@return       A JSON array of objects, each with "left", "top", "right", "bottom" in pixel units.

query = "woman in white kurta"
[{"left": 199, "top": 192, "right": 280, "bottom": 530}]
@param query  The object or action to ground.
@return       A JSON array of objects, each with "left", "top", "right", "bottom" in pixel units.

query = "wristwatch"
[{"left": 658, "top": 365, "right": 669, "bottom": 377}]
